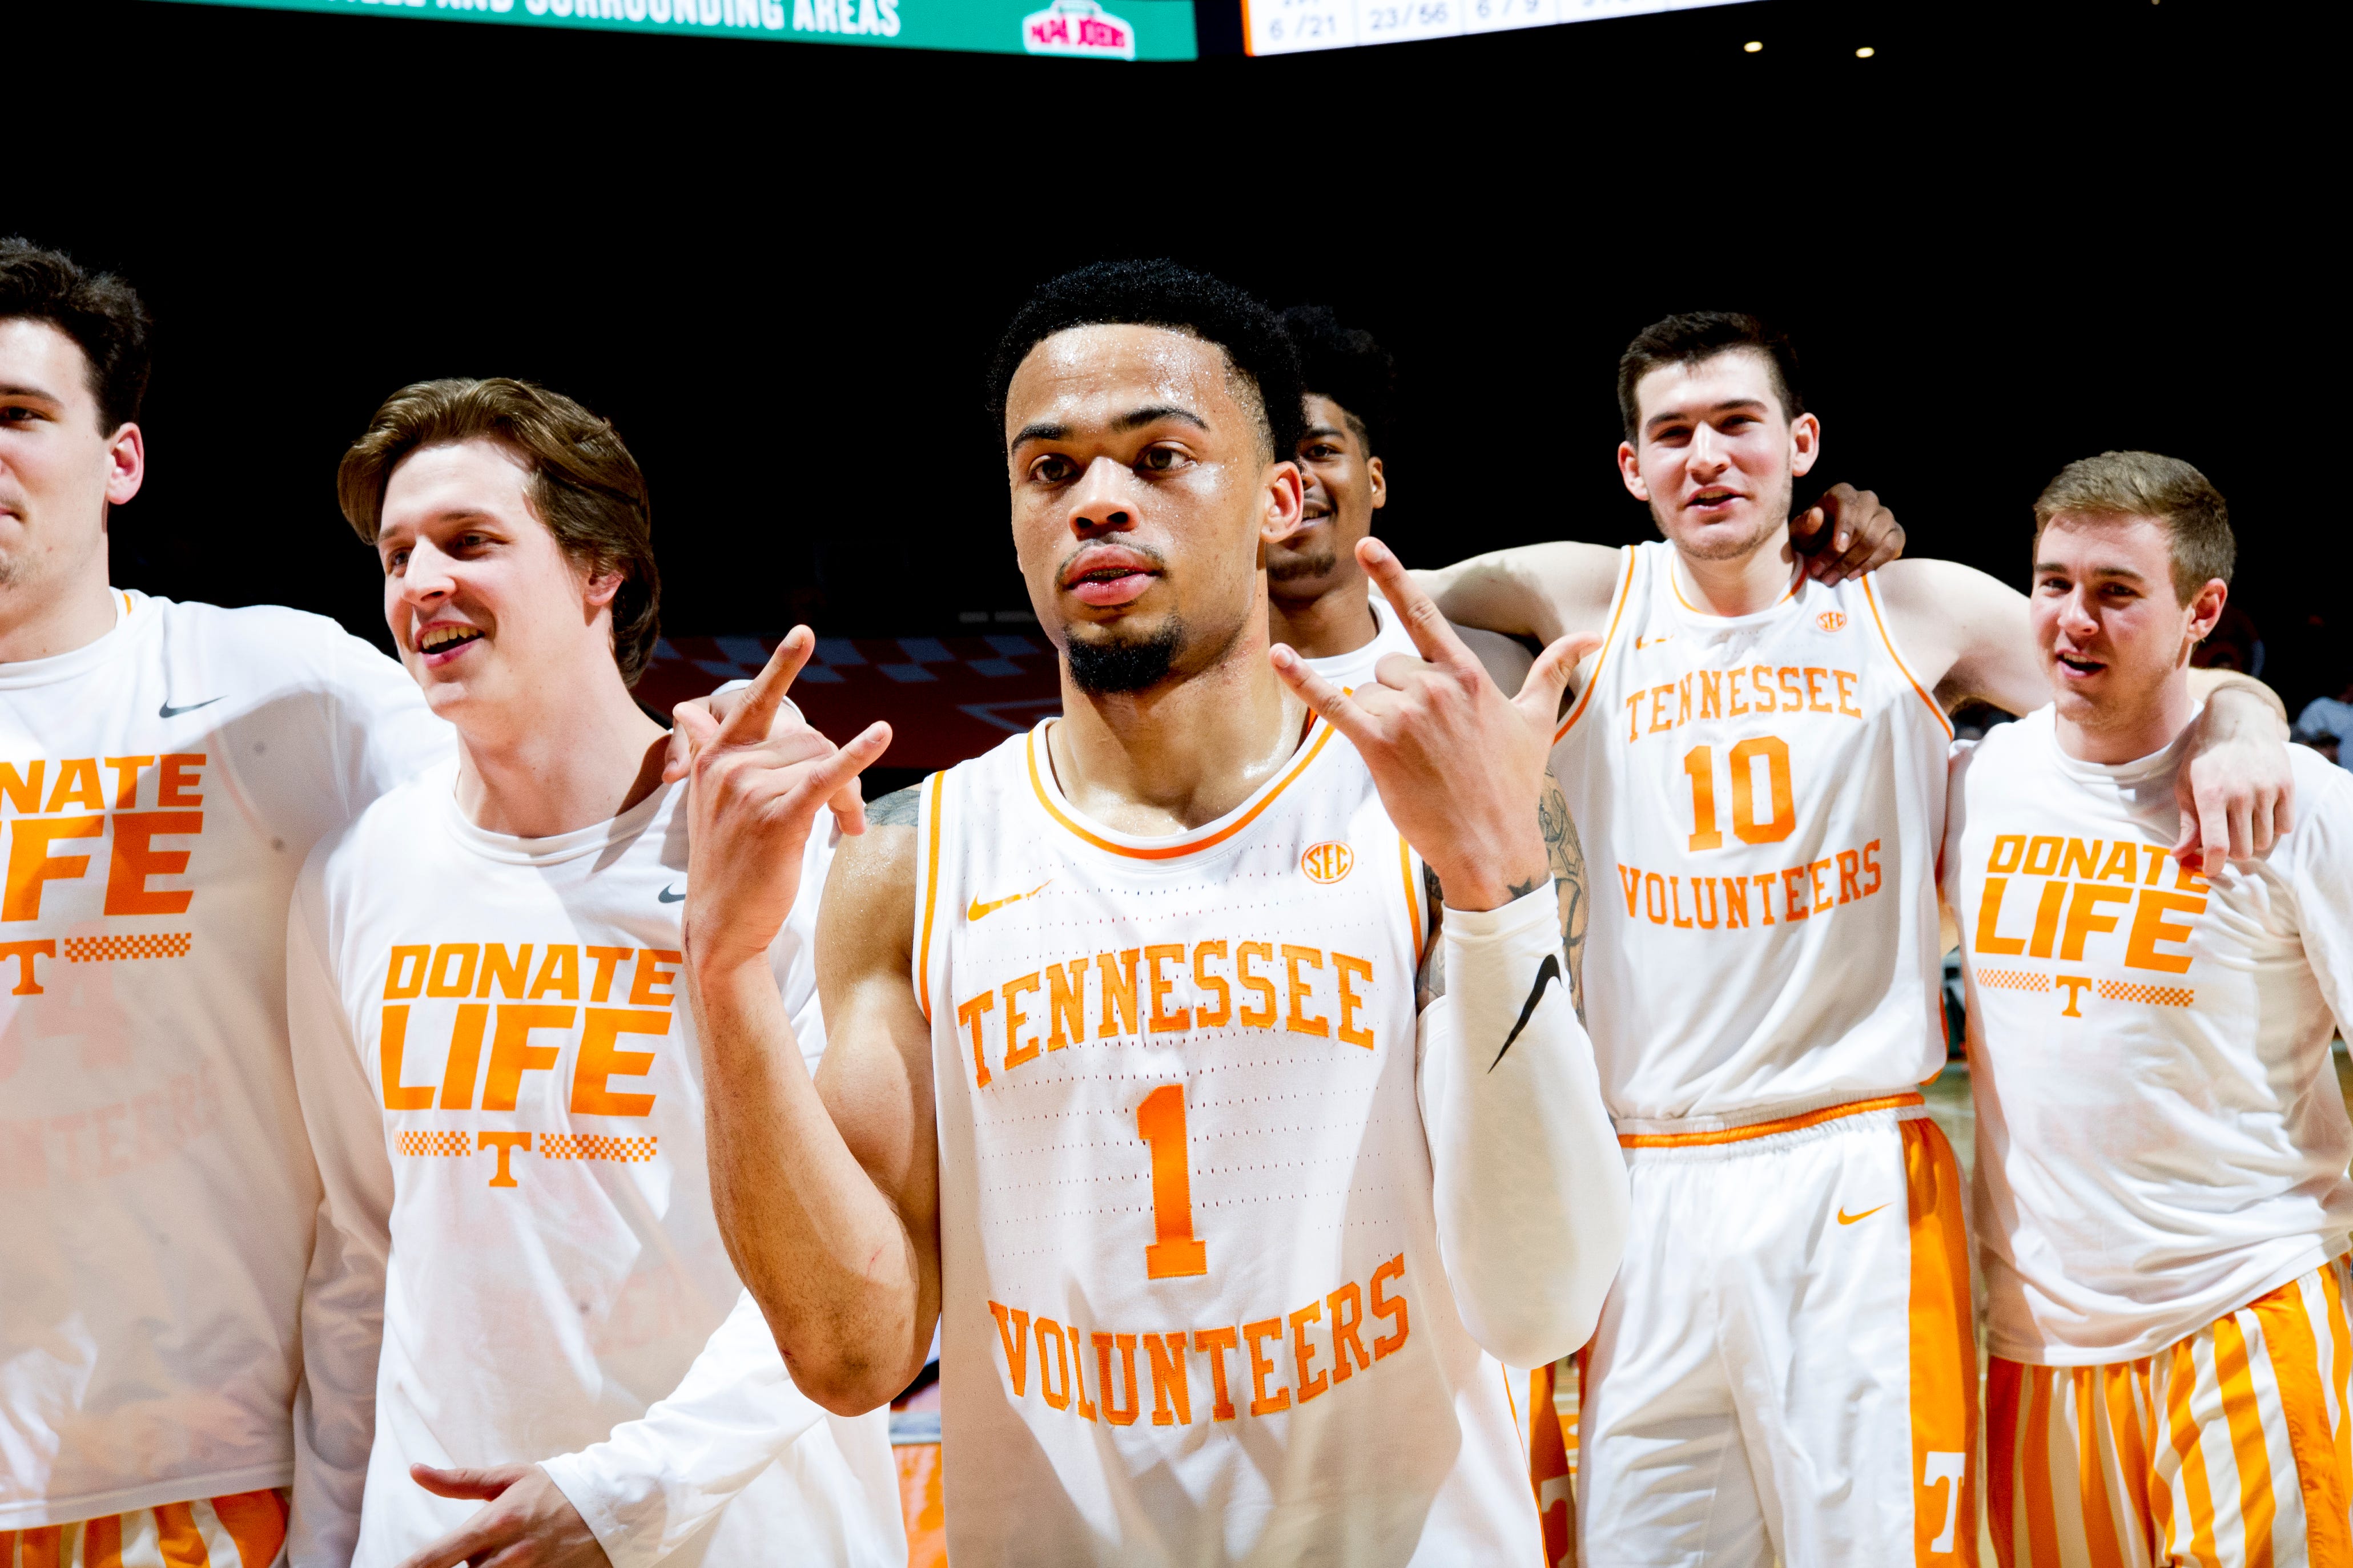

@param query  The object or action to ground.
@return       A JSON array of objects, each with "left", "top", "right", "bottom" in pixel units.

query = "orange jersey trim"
[
  {"left": 1025, "top": 719, "right": 1338, "bottom": 861},
  {"left": 1554, "top": 547, "right": 1639, "bottom": 744},
  {"left": 1398, "top": 836, "right": 1425, "bottom": 973},
  {"left": 1666, "top": 558, "right": 1801, "bottom": 616},
  {"left": 916, "top": 770, "right": 947, "bottom": 1023},
  {"left": 1616, "top": 1091, "right": 1925, "bottom": 1148},
  {"left": 1861, "top": 576, "right": 1954, "bottom": 739}
]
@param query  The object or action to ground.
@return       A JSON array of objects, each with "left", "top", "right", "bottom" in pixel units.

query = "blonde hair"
[{"left": 2033, "top": 450, "right": 2233, "bottom": 605}]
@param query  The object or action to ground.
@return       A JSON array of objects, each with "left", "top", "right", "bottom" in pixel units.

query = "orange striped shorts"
[
  {"left": 0, "top": 1490, "right": 287, "bottom": 1568},
  {"left": 1989, "top": 1259, "right": 2353, "bottom": 1568}
]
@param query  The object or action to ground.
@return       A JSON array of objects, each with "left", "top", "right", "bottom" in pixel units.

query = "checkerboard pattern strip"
[
  {"left": 63, "top": 933, "right": 193, "bottom": 962},
  {"left": 540, "top": 1133, "right": 659, "bottom": 1163},
  {"left": 397, "top": 1130, "right": 473, "bottom": 1158},
  {"left": 1974, "top": 967, "right": 2050, "bottom": 992},
  {"left": 2097, "top": 979, "right": 2194, "bottom": 1008}
]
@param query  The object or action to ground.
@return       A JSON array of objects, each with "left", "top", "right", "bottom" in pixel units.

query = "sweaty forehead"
[
  {"left": 1635, "top": 349, "right": 1783, "bottom": 425},
  {"left": 1005, "top": 323, "right": 1237, "bottom": 438}
]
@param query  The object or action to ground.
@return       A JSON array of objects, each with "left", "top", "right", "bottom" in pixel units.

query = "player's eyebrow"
[
  {"left": 1302, "top": 423, "right": 1347, "bottom": 441},
  {"left": 0, "top": 382, "right": 63, "bottom": 401},
  {"left": 1111, "top": 405, "right": 1209, "bottom": 434},
  {"left": 1644, "top": 398, "right": 1769, "bottom": 436},
  {"left": 2035, "top": 559, "right": 2147, "bottom": 582}
]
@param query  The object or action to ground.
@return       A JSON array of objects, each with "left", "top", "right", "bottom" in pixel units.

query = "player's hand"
[
  {"left": 667, "top": 671, "right": 868, "bottom": 836},
  {"left": 2174, "top": 687, "right": 2295, "bottom": 872},
  {"left": 1271, "top": 538, "right": 1595, "bottom": 911},
  {"left": 683, "top": 627, "right": 891, "bottom": 974},
  {"left": 395, "top": 1463, "right": 612, "bottom": 1568},
  {"left": 1790, "top": 483, "right": 1904, "bottom": 586}
]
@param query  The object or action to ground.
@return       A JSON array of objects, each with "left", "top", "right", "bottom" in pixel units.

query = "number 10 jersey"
[
  {"left": 1554, "top": 541, "right": 1951, "bottom": 1125},
  {"left": 913, "top": 718, "right": 1543, "bottom": 1567}
]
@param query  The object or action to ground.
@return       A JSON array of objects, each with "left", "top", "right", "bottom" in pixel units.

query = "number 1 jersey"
[
  {"left": 1554, "top": 542, "right": 1950, "bottom": 1124},
  {"left": 914, "top": 719, "right": 1542, "bottom": 1567}
]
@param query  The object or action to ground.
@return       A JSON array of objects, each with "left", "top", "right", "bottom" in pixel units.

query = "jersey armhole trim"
[
  {"left": 1554, "top": 547, "right": 1638, "bottom": 744},
  {"left": 1398, "top": 835, "right": 1427, "bottom": 972},
  {"left": 1860, "top": 575, "right": 1956, "bottom": 739},
  {"left": 915, "top": 769, "right": 947, "bottom": 1023}
]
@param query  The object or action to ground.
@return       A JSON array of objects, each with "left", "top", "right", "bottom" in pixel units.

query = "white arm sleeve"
[
  {"left": 536, "top": 1292, "right": 828, "bottom": 1568},
  {"left": 285, "top": 875, "right": 395, "bottom": 1568},
  {"left": 1417, "top": 885, "right": 1630, "bottom": 1368}
]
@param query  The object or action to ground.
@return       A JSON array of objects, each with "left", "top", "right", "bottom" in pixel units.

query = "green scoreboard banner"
[{"left": 146, "top": 0, "right": 1200, "bottom": 59}]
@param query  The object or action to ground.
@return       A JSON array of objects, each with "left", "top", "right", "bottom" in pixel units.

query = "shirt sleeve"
[
  {"left": 536, "top": 1291, "right": 828, "bottom": 1568},
  {"left": 284, "top": 866, "right": 395, "bottom": 1568},
  {"left": 2290, "top": 767, "right": 2353, "bottom": 1043},
  {"left": 328, "top": 630, "right": 454, "bottom": 819}
]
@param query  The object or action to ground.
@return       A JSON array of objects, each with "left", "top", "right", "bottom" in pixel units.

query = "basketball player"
[
  {"left": 286, "top": 378, "right": 903, "bottom": 1567},
  {"left": 0, "top": 239, "right": 790, "bottom": 1568},
  {"left": 1272, "top": 304, "right": 1905, "bottom": 701},
  {"left": 669, "top": 259, "right": 1630, "bottom": 1564},
  {"left": 1946, "top": 452, "right": 2353, "bottom": 1565},
  {"left": 1420, "top": 313, "right": 2293, "bottom": 1564}
]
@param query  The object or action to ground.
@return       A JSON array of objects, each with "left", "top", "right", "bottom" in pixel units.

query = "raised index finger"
[
  {"left": 1357, "top": 538, "right": 1478, "bottom": 676},
  {"left": 715, "top": 627, "right": 814, "bottom": 747}
]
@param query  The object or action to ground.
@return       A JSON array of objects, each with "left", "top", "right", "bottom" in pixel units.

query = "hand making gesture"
[
  {"left": 678, "top": 626, "right": 892, "bottom": 973},
  {"left": 1271, "top": 538, "right": 1599, "bottom": 912}
]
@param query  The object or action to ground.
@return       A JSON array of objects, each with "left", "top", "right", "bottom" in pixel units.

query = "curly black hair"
[
  {"left": 988, "top": 259, "right": 1304, "bottom": 465},
  {"left": 1278, "top": 304, "right": 1397, "bottom": 458},
  {"left": 0, "top": 238, "right": 153, "bottom": 432}
]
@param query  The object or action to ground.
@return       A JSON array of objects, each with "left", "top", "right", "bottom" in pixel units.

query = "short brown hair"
[
  {"left": 338, "top": 378, "right": 661, "bottom": 686},
  {"left": 2032, "top": 450, "right": 2233, "bottom": 605},
  {"left": 1, "top": 238, "right": 153, "bottom": 432},
  {"left": 1617, "top": 312, "right": 1801, "bottom": 442}
]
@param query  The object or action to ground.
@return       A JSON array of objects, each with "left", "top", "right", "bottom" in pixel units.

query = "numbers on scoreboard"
[
  {"left": 1137, "top": 1082, "right": 1210, "bottom": 1280},
  {"left": 1680, "top": 736, "right": 1796, "bottom": 852}
]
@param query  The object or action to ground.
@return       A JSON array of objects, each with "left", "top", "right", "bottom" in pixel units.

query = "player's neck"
[
  {"left": 1266, "top": 571, "right": 1379, "bottom": 660},
  {"left": 1049, "top": 616, "right": 1310, "bottom": 836},
  {"left": 451, "top": 658, "right": 668, "bottom": 839},
  {"left": 2053, "top": 671, "right": 2199, "bottom": 766},
  {"left": 0, "top": 551, "right": 120, "bottom": 664},
  {"left": 1669, "top": 531, "right": 1801, "bottom": 619}
]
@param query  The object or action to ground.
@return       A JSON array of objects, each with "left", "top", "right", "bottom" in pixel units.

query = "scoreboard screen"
[{"left": 1244, "top": 0, "right": 1751, "bottom": 55}]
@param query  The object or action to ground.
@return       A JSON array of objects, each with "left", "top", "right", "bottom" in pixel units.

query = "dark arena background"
[{"left": 11, "top": 0, "right": 2332, "bottom": 780}]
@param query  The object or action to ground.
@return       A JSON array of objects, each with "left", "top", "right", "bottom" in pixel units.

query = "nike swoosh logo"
[
  {"left": 968, "top": 880, "right": 1051, "bottom": 922},
  {"left": 1489, "top": 953, "right": 1562, "bottom": 1073},
  {"left": 1837, "top": 1204, "right": 1889, "bottom": 1226},
  {"left": 657, "top": 885, "right": 685, "bottom": 904},
  {"left": 159, "top": 697, "right": 223, "bottom": 719}
]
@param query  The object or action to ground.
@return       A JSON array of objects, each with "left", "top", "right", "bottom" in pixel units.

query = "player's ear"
[
  {"left": 1367, "top": 455, "right": 1387, "bottom": 511},
  {"left": 1616, "top": 440, "right": 1649, "bottom": 502},
  {"left": 1788, "top": 412, "right": 1822, "bottom": 478},
  {"left": 582, "top": 566, "right": 627, "bottom": 611},
  {"left": 1261, "top": 458, "right": 1305, "bottom": 543},
  {"left": 104, "top": 422, "right": 145, "bottom": 506},
  {"left": 2184, "top": 579, "right": 2228, "bottom": 647}
]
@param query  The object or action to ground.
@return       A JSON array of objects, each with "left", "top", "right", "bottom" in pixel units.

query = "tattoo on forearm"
[
  {"left": 1418, "top": 862, "right": 1446, "bottom": 1006},
  {"left": 868, "top": 784, "right": 923, "bottom": 828},
  {"left": 1539, "top": 768, "right": 1588, "bottom": 1021}
]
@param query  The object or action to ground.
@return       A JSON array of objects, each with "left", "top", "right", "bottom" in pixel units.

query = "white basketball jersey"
[
  {"left": 914, "top": 719, "right": 1542, "bottom": 1567},
  {"left": 1554, "top": 542, "right": 1949, "bottom": 1123}
]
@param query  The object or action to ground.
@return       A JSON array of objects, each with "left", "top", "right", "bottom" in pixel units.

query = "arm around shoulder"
[{"left": 1415, "top": 540, "right": 1623, "bottom": 647}]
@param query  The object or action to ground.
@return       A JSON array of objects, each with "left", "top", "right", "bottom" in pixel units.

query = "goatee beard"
[
  {"left": 1068, "top": 620, "right": 1185, "bottom": 694},
  {"left": 1267, "top": 541, "right": 1337, "bottom": 585}
]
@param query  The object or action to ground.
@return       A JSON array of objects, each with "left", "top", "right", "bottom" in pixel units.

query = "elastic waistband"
[{"left": 1616, "top": 1091, "right": 1926, "bottom": 1150}]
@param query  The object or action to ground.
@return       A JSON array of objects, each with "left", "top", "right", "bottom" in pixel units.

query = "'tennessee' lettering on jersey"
[
  {"left": 1554, "top": 543, "right": 1949, "bottom": 1123},
  {"left": 915, "top": 720, "right": 1542, "bottom": 1567},
  {"left": 1946, "top": 710, "right": 2353, "bottom": 1363}
]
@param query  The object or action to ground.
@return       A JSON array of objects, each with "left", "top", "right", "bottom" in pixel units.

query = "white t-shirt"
[
  {"left": 1300, "top": 588, "right": 1419, "bottom": 689},
  {"left": 287, "top": 765, "right": 901, "bottom": 1567},
  {"left": 1944, "top": 706, "right": 2353, "bottom": 1363},
  {"left": 0, "top": 590, "right": 452, "bottom": 1530}
]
